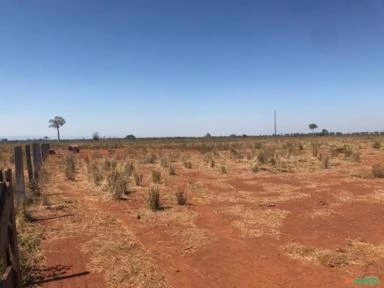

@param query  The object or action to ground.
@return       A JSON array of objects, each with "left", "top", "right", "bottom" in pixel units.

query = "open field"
[{"left": 2, "top": 135, "right": 384, "bottom": 287}]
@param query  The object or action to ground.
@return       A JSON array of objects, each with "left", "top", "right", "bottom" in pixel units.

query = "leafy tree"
[
  {"left": 321, "top": 129, "right": 329, "bottom": 135},
  {"left": 125, "top": 134, "right": 136, "bottom": 140},
  {"left": 92, "top": 132, "right": 100, "bottom": 141},
  {"left": 49, "top": 116, "right": 66, "bottom": 142},
  {"left": 308, "top": 123, "right": 318, "bottom": 134},
  {"left": 205, "top": 132, "right": 212, "bottom": 138}
]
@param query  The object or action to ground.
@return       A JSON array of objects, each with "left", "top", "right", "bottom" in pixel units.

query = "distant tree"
[
  {"left": 321, "top": 129, "right": 329, "bottom": 135},
  {"left": 44, "top": 136, "right": 49, "bottom": 140},
  {"left": 308, "top": 123, "right": 318, "bottom": 134},
  {"left": 1, "top": 138, "right": 8, "bottom": 142},
  {"left": 229, "top": 134, "right": 237, "bottom": 138},
  {"left": 92, "top": 132, "right": 100, "bottom": 141},
  {"left": 49, "top": 116, "right": 66, "bottom": 142},
  {"left": 205, "top": 132, "right": 212, "bottom": 138},
  {"left": 125, "top": 134, "right": 136, "bottom": 140}
]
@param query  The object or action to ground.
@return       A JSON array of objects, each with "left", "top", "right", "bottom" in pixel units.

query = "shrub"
[
  {"left": 175, "top": 187, "right": 187, "bottom": 205},
  {"left": 147, "top": 185, "right": 160, "bottom": 211},
  {"left": 372, "top": 164, "right": 384, "bottom": 178},
  {"left": 152, "top": 170, "right": 161, "bottom": 183},
  {"left": 63, "top": 154, "right": 76, "bottom": 181},
  {"left": 220, "top": 165, "right": 227, "bottom": 174}
]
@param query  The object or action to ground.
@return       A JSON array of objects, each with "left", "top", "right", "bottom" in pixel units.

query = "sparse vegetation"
[
  {"left": 106, "top": 167, "right": 130, "bottom": 200},
  {"left": 134, "top": 172, "right": 143, "bottom": 186},
  {"left": 184, "top": 160, "right": 192, "bottom": 169},
  {"left": 147, "top": 185, "right": 161, "bottom": 211},
  {"left": 175, "top": 187, "right": 187, "bottom": 205},
  {"left": 169, "top": 165, "right": 176, "bottom": 175},
  {"left": 372, "top": 164, "right": 384, "bottom": 178},
  {"left": 63, "top": 153, "right": 76, "bottom": 181},
  {"left": 152, "top": 170, "right": 162, "bottom": 183},
  {"left": 372, "top": 140, "right": 381, "bottom": 150}
]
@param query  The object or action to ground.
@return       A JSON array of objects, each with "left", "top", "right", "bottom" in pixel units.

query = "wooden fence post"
[
  {"left": 32, "top": 143, "right": 42, "bottom": 180},
  {"left": 14, "top": 147, "right": 25, "bottom": 204},
  {"left": 0, "top": 179, "right": 22, "bottom": 288},
  {"left": 25, "top": 145, "right": 34, "bottom": 184}
]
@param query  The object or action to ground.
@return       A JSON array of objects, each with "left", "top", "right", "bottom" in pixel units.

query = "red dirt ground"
[{"left": 32, "top": 147, "right": 384, "bottom": 288}]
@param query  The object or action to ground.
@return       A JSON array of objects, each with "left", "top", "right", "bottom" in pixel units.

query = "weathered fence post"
[
  {"left": 32, "top": 143, "right": 42, "bottom": 180},
  {"left": 14, "top": 147, "right": 25, "bottom": 204},
  {"left": 25, "top": 145, "right": 34, "bottom": 183},
  {"left": 0, "top": 177, "right": 22, "bottom": 288}
]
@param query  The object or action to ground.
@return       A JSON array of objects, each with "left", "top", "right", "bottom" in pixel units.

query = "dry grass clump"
[
  {"left": 318, "top": 153, "right": 330, "bottom": 169},
  {"left": 124, "top": 161, "right": 135, "bottom": 176},
  {"left": 147, "top": 185, "right": 161, "bottom": 211},
  {"left": 218, "top": 205, "right": 289, "bottom": 238},
  {"left": 169, "top": 165, "right": 176, "bottom": 175},
  {"left": 372, "top": 164, "right": 384, "bottom": 178},
  {"left": 102, "top": 158, "right": 117, "bottom": 172},
  {"left": 87, "top": 161, "right": 104, "bottom": 186},
  {"left": 220, "top": 165, "right": 227, "bottom": 174},
  {"left": 175, "top": 187, "right": 187, "bottom": 205},
  {"left": 251, "top": 164, "right": 259, "bottom": 173},
  {"left": 16, "top": 208, "right": 44, "bottom": 285},
  {"left": 331, "top": 145, "right": 353, "bottom": 158},
  {"left": 285, "top": 239, "right": 384, "bottom": 268},
  {"left": 84, "top": 216, "right": 170, "bottom": 288},
  {"left": 257, "top": 147, "right": 278, "bottom": 166},
  {"left": 134, "top": 172, "right": 143, "bottom": 186},
  {"left": 143, "top": 153, "right": 157, "bottom": 164},
  {"left": 63, "top": 153, "right": 76, "bottom": 181},
  {"left": 184, "top": 160, "right": 192, "bottom": 169},
  {"left": 29, "top": 163, "right": 50, "bottom": 197},
  {"left": 372, "top": 140, "right": 381, "bottom": 150},
  {"left": 106, "top": 167, "right": 130, "bottom": 200},
  {"left": 160, "top": 157, "right": 169, "bottom": 168},
  {"left": 152, "top": 170, "right": 162, "bottom": 183}
]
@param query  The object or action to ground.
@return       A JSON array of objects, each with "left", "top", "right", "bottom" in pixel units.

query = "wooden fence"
[
  {"left": 0, "top": 171, "right": 21, "bottom": 288},
  {"left": 0, "top": 143, "right": 50, "bottom": 288}
]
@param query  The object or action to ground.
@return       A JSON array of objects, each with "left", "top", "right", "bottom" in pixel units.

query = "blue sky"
[{"left": 1, "top": 0, "right": 384, "bottom": 139}]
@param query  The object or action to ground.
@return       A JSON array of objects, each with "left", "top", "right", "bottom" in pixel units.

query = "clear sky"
[{"left": 1, "top": 0, "right": 384, "bottom": 139}]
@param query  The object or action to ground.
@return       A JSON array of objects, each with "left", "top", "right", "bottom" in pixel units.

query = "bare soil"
[{"left": 30, "top": 140, "right": 384, "bottom": 288}]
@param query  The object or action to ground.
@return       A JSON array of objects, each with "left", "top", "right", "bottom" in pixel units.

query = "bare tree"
[{"left": 49, "top": 116, "right": 66, "bottom": 142}]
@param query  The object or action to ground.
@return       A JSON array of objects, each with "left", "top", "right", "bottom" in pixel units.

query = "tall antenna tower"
[{"left": 274, "top": 110, "right": 277, "bottom": 136}]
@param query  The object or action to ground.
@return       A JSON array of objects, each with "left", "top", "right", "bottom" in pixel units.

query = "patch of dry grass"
[
  {"left": 218, "top": 204, "right": 289, "bottom": 238},
  {"left": 285, "top": 239, "right": 384, "bottom": 268}
]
